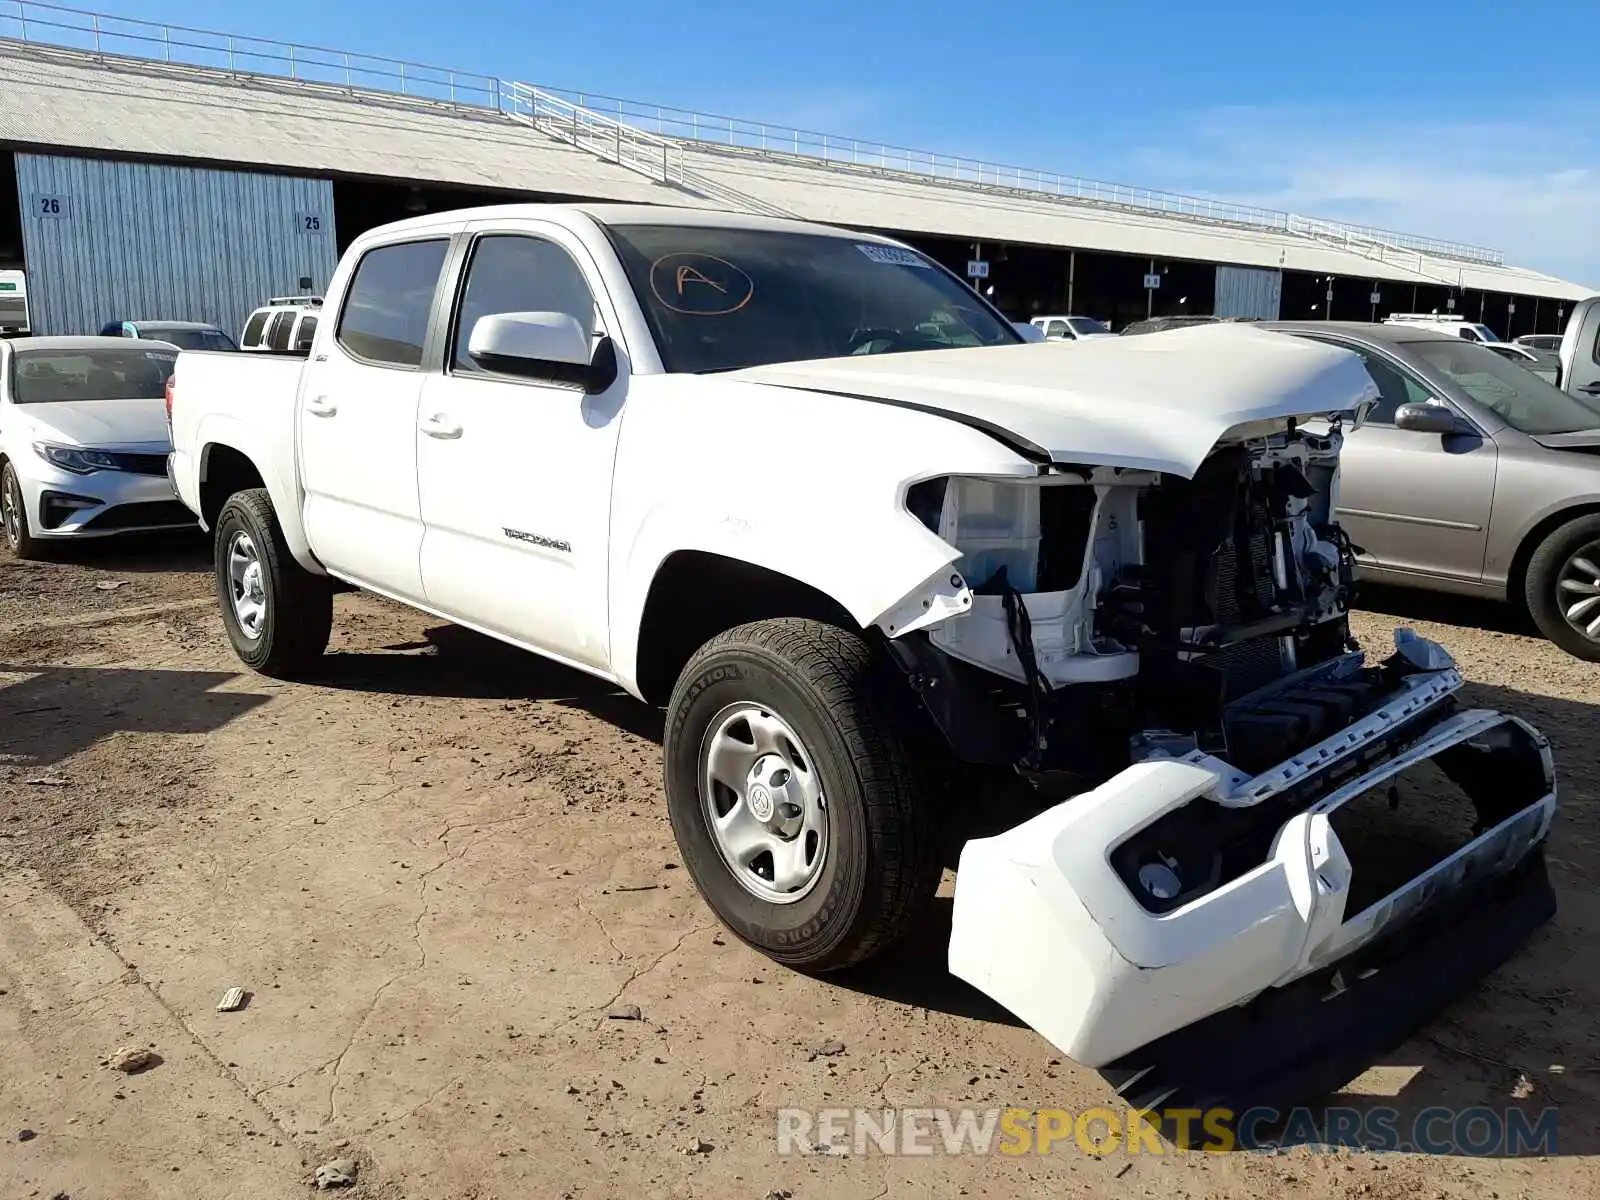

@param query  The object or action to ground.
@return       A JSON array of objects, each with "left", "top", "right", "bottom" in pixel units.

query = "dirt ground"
[{"left": 0, "top": 535, "right": 1596, "bottom": 1200}]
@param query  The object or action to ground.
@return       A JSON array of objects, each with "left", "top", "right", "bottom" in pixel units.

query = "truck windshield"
[
  {"left": 1406, "top": 339, "right": 1600, "bottom": 435},
  {"left": 10, "top": 347, "right": 176, "bottom": 404},
  {"left": 603, "top": 224, "right": 1020, "bottom": 373},
  {"left": 1067, "top": 317, "right": 1110, "bottom": 336}
]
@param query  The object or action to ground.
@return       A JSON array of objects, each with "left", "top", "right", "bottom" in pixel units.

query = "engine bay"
[{"left": 892, "top": 419, "right": 1377, "bottom": 782}]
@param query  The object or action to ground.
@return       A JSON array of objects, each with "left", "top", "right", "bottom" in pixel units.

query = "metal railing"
[
  {"left": 0, "top": 1, "right": 1504, "bottom": 267},
  {"left": 501, "top": 82, "right": 795, "bottom": 218},
  {"left": 1286, "top": 215, "right": 1501, "bottom": 269},
  {"left": 0, "top": 0, "right": 503, "bottom": 109},
  {"left": 528, "top": 85, "right": 1505, "bottom": 268}
]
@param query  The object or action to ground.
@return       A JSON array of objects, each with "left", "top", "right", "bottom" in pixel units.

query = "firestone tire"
[
  {"left": 213, "top": 488, "right": 333, "bottom": 679},
  {"left": 664, "top": 618, "right": 938, "bottom": 973}
]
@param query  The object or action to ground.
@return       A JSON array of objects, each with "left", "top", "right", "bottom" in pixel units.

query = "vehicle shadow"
[
  {"left": 321, "top": 622, "right": 665, "bottom": 744},
  {"left": 0, "top": 661, "right": 270, "bottom": 766},
  {"left": 303, "top": 621, "right": 1600, "bottom": 1155},
  {"left": 1355, "top": 581, "right": 1532, "bottom": 638},
  {"left": 4, "top": 529, "right": 211, "bottom": 574}
]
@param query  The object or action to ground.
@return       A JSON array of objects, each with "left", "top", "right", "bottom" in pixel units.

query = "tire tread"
[
  {"left": 1524, "top": 512, "right": 1600, "bottom": 663},
  {"left": 671, "top": 617, "right": 937, "bottom": 970},
  {"left": 215, "top": 487, "right": 332, "bottom": 678}
]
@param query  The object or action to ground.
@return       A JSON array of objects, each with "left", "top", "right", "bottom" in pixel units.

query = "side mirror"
[
  {"left": 468, "top": 311, "right": 615, "bottom": 391},
  {"left": 1394, "top": 402, "right": 1460, "bottom": 434}
]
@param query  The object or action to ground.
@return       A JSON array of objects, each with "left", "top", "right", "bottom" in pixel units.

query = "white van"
[
  {"left": 240, "top": 296, "right": 323, "bottom": 354},
  {"left": 1382, "top": 313, "right": 1499, "bottom": 343},
  {"left": 0, "top": 269, "right": 29, "bottom": 334}
]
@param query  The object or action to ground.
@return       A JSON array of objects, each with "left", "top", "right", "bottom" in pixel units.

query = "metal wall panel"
[
  {"left": 1214, "top": 264, "right": 1283, "bottom": 320},
  {"left": 15, "top": 153, "right": 337, "bottom": 338}
]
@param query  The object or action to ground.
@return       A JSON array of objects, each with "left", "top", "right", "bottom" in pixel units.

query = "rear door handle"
[
  {"left": 419, "top": 413, "right": 463, "bottom": 440},
  {"left": 306, "top": 395, "right": 337, "bottom": 417},
  {"left": 1580, "top": 383, "right": 1600, "bottom": 396}
]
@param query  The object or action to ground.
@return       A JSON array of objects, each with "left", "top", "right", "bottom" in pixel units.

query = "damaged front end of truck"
[{"left": 863, "top": 336, "right": 1558, "bottom": 1134}]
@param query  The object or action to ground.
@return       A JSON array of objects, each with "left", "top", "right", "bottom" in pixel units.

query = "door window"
[
  {"left": 1348, "top": 348, "right": 1433, "bottom": 424},
  {"left": 293, "top": 315, "right": 319, "bottom": 352},
  {"left": 241, "top": 311, "right": 268, "bottom": 347},
  {"left": 451, "top": 234, "right": 599, "bottom": 375},
  {"left": 336, "top": 239, "right": 450, "bottom": 368},
  {"left": 1045, "top": 320, "right": 1068, "bottom": 339}
]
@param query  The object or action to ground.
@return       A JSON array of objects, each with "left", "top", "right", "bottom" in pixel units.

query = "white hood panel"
[
  {"left": 20, "top": 397, "right": 171, "bottom": 450},
  {"left": 732, "top": 324, "right": 1377, "bottom": 478}
]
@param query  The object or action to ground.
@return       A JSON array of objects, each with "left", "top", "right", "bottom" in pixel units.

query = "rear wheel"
[
  {"left": 1, "top": 462, "right": 41, "bottom": 560},
  {"left": 213, "top": 488, "right": 332, "bottom": 678},
  {"left": 1525, "top": 513, "right": 1600, "bottom": 663},
  {"left": 664, "top": 618, "right": 938, "bottom": 972}
]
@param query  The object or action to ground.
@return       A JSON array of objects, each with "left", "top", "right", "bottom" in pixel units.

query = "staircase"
[
  {"left": 1285, "top": 214, "right": 1497, "bottom": 279},
  {"left": 500, "top": 82, "right": 796, "bottom": 220}
]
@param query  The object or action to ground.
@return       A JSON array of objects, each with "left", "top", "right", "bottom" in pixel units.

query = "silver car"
[{"left": 1267, "top": 321, "right": 1600, "bottom": 661}]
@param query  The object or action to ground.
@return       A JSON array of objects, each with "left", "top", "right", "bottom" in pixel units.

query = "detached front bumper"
[{"left": 948, "top": 658, "right": 1556, "bottom": 1114}]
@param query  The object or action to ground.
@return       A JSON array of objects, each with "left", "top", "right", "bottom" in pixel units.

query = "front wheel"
[
  {"left": 213, "top": 488, "right": 332, "bottom": 678},
  {"left": 1525, "top": 513, "right": 1600, "bottom": 663},
  {"left": 664, "top": 618, "right": 938, "bottom": 973},
  {"left": 1, "top": 462, "right": 41, "bottom": 560}
]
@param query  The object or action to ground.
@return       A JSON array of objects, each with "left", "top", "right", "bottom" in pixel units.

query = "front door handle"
[
  {"left": 419, "top": 413, "right": 463, "bottom": 440},
  {"left": 306, "top": 395, "right": 337, "bottom": 417},
  {"left": 1580, "top": 383, "right": 1600, "bottom": 396}
]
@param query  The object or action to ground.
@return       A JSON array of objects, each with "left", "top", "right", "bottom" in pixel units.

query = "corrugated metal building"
[
  {"left": 16, "top": 153, "right": 337, "bottom": 337},
  {"left": 1215, "top": 266, "right": 1284, "bottom": 320}
]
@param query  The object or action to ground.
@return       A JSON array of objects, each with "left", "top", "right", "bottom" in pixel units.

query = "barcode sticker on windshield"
[{"left": 857, "top": 244, "right": 931, "bottom": 268}]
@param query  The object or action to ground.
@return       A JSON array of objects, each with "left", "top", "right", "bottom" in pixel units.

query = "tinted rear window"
[
  {"left": 241, "top": 311, "right": 268, "bottom": 347},
  {"left": 11, "top": 347, "right": 176, "bottom": 403}
]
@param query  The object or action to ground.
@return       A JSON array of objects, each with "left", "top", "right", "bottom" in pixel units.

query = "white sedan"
[{"left": 0, "top": 336, "right": 197, "bottom": 558}]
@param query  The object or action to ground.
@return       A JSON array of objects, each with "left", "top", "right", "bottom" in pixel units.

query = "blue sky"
[{"left": 72, "top": 0, "right": 1600, "bottom": 285}]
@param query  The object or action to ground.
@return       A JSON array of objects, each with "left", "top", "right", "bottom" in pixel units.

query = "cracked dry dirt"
[{"left": 0, "top": 537, "right": 1597, "bottom": 1199}]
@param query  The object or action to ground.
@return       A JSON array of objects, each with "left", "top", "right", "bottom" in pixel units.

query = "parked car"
[
  {"left": 0, "top": 336, "right": 195, "bottom": 557},
  {"left": 167, "top": 205, "right": 1556, "bottom": 1124},
  {"left": 1383, "top": 313, "right": 1500, "bottom": 343},
  {"left": 101, "top": 319, "right": 237, "bottom": 352},
  {"left": 0, "top": 269, "right": 30, "bottom": 335},
  {"left": 1119, "top": 314, "right": 1227, "bottom": 336},
  {"left": 1556, "top": 295, "right": 1600, "bottom": 403},
  {"left": 1267, "top": 320, "right": 1600, "bottom": 659},
  {"left": 1030, "top": 314, "right": 1114, "bottom": 341},
  {"left": 1485, "top": 340, "right": 1559, "bottom": 383},
  {"left": 239, "top": 296, "right": 322, "bottom": 354},
  {"left": 1516, "top": 333, "right": 1564, "bottom": 352}
]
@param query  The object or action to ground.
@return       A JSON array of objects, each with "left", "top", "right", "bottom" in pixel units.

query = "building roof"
[
  {"left": 675, "top": 143, "right": 1594, "bottom": 301},
  {"left": 0, "top": 40, "right": 1590, "bottom": 303},
  {"left": 0, "top": 45, "right": 687, "bottom": 207}
]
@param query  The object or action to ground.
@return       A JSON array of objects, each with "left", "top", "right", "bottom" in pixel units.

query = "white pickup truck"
[{"left": 168, "top": 203, "right": 1557, "bottom": 1130}]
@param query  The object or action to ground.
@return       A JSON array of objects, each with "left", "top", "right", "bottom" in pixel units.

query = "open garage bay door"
[
  {"left": 16, "top": 153, "right": 337, "bottom": 338},
  {"left": 1215, "top": 264, "right": 1282, "bottom": 320}
]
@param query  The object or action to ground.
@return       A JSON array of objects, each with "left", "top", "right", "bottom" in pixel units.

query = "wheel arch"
[
  {"left": 1508, "top": 502, "right": 1600, "bottom": 612},
  {"left": 193, "top": 426, "right": 322, "bottom": 574},
  {"left": 632, "top": 550, "right": 857, "bottom": 706}
]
